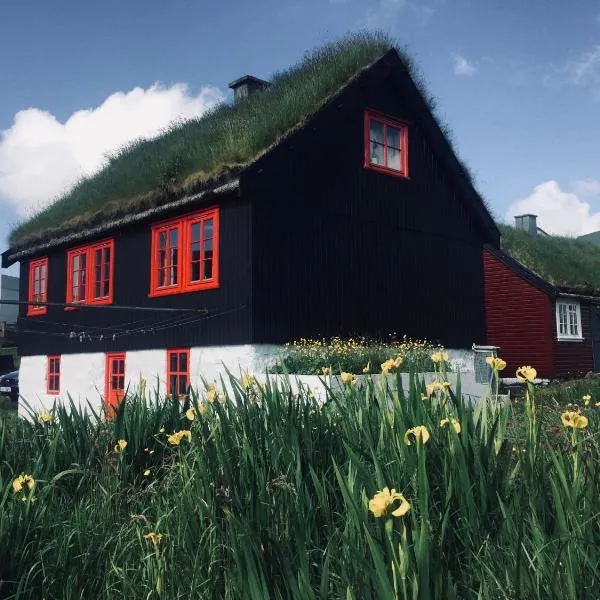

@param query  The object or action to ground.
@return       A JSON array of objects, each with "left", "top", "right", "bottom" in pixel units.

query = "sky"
[{"left": 2, "top": 0, "right": 600, "bottom": 276}]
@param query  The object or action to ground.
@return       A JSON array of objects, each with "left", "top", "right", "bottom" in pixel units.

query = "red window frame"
[
  {"left": 27, "top": 257, "right": 49, "bottom": 316},
  {"left": 47, "top": 355, "right": 60, "bottom": 395},
  {"left": 105, "top": 352, "right": 126, "bottom": 413},
  {"left": 167, "top": 348, "right": 190, "bottom": 398},
  {"left": 363, "top": 109, "right": 409, "bottom": 178},
  {"left": 66, "top": 238, "right": 115, "bottom": 309},
  {"left": 149, "top": 207, "right": 219, "bottom": 298}
]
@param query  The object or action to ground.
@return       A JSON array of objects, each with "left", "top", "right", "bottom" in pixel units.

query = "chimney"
[
  {"left": 228, "top": 75, "right": 270, "bottom": 104},
  {"left": 514, "top": 214, "right": 538, "bottom": 236}
]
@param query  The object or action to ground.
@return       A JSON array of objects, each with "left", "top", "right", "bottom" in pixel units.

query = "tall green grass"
[{"left": 1, "top": 372, "right": 599, "bottom": 599}]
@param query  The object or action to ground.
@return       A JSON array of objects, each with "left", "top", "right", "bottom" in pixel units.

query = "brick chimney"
[
  {"left": 228, "top": 75, "right": 270, "bottom": 104},
  {"left": 514, "top": 214, "right": 538, "bottom": 236}
]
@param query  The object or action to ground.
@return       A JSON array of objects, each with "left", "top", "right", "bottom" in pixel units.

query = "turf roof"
[
  {"left": 9, "top": 32, "right": 479, "bottom": 248},
  {"left": 499, "top": 223, "right": 600, "bottom": 293}
]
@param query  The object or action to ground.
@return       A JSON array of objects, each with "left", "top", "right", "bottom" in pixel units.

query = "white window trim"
[{"left": 555, "top": 299, "right": 583, "bottom": 341}]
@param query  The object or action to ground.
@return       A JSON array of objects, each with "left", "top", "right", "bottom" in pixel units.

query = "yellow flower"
[
  {"left": 205, "top": 383, "right": 220, "bottom": 403},
  {"left": 114, "top": 439, "right": 127, "bottom": 453},
  {"left": 381, "top": 357, "right": 403, "bottom": 374},
  {"left": 321, "top": 366, "right": 332, "bottom": 376},
  {"left": 595, "top": 402, "right": 600, "bottom": 408},
  {"left": 431, "top": 351, "right": 449, "bottom": 363},
  {"left": 37, "top": 408, "right": 54, "bottom": 425},
  {"left": 404, "top": 426, "right": 430, "bottom": 445},
  {"left": 440, "top": 418, "right": 461, "bottom": 434},
  {"left": 362, "top": 361, "right": 371, "bottom": 374},
  {"left": 561, "top": 411, "right": 588, "bottom": 429},
  {"left": 12, "top": 474, "right": 35, "bottom": 494},
  {"left": 516, "top": 365, "right": 537, "bottom": 383},
  {"left": 185, "top": 407, "right": 195, "bottom": 421},
  {"left": 198, "top": 403, "right": 208, "bottom": 416},
  {"left": 143, "top": 469, "right": 151, "bottom": 476},
  {"left": 167, "top": 430, "right": 192, "bottom": 446},
  {"left": 144, "top": 532, "right": 164, "bottom": 545},
  {"left": 159, "top": 426, "right": 165, "bottom": 433},
  {"left": 426, "top": 381, "right": 447, "bottom": 396},
  {"left": 240, "top": 372, "right": 256, "bottom": 390},
  {"left": 583, "top": 394, "right": 591, "bottom": 406},
  {"left": 486, "top": 356, "right": 507, "bottom": 371},
  {"left": 368, "top": 487, "right": 411, "bottom": 518},
  {"left": 340, "top": 372, "right": 357, "bottom": 386}
]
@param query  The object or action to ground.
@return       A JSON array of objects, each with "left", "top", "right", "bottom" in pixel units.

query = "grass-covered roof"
[
  {"left": 10, "top": 32, "right": 483, "bottom": 249},
  {"left": 500, "top": 224, "right": 600, "bottom": 293}
]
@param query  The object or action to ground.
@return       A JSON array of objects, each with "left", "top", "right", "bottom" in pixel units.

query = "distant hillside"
[{"left": 577, "top": 231, "right": 600, "bottom": 247}]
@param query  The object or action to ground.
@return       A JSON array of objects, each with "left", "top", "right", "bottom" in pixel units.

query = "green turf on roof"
[
  {"left": 9, "top": 31, "right": 475, "bottom": 247},
  {"left": 500, "top": 223, "right": 600, "bottom": 292}
]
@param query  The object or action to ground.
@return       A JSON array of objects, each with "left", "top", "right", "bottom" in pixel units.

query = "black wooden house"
[{"left": 2, "top": 39, "right": 499, "bottom": 408}]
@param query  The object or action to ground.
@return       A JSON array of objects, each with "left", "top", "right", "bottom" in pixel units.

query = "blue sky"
[{"left": 2, "top": 0, "right": 600, "bottom": 275}]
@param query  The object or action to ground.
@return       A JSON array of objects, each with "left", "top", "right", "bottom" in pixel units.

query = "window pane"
[
  {"left": 204, "top": 259, "right": 213, "bottom": 280},
  {"left": 370, "top": 120, "right": 384, "bottom": 144},
  {"left": 191, "top": 222, "right": 201, "bottom": 243},
  {"left": 191, "top": 261, "right": 201, "bottom": 282},
  {"left": 178, "top": 375, "right": 187, "bottom": 395},
  {"left": 370, "top": 142, "right": 384, "bottom": 165},
  {"left": 170, "top": 353, "right": 178, "bottom": 372},
  {"left": 169, "top": 375, "right": 178, "bottom": 396},
  {"left": 159, "top": 231, "right": 167, "bottom": 250},
  {"left": 169, "top": 228, "right": 178, "bottom": 250},
  {"left": 112, "top": 376, "right": 119, "bottom": 391},
  {"left": 388, "top": 147, "right": 401, "bottom": 171},
  {"left": 204, "top": 219, "right": 213, "bottom": 239},
  {"left": 387, "top": 126, "right": 401, "bottom": 150},
  {"left": 179, "top": 352, "right": 187, "bottom": 372}
]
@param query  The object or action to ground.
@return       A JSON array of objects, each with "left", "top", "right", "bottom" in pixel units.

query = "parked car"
[{"left": 0, "top": 370, "right": 19, "bottom": 402}]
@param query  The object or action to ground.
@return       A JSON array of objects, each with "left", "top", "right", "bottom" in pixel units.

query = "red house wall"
[{"left": 483, "top": 250, "right": 554, "bottom": 378}]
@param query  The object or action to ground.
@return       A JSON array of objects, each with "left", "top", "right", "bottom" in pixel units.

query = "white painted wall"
[{"left": 18, "top": 345, "right": 485, "bottom": 417}]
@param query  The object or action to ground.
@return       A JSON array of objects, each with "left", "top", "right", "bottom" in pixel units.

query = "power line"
[{"left": 0, "top": 299, "right": 208, "bottom": 313}]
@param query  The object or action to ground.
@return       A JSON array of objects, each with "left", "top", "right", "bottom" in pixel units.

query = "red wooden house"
[{"left": 484, "top": 216, "right": 600, "bottom": 379}]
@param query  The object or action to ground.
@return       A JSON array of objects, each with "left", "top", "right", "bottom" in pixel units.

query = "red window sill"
[
  {"left": 47, "top": 391, "right": 60, "bottom": 396},
  {"left": 148, "top": 280, "right": 219, "bottom": 298},
  {"left": 364, "top": 161, "right": 410, "bottom": 179},
  {"left": 26, "top": 308, "right": 47, "bottom": 317},
  {"left": 64, "top": 297, "right": 113, "bottom": 310}
]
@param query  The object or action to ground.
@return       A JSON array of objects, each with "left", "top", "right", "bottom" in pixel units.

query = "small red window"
[
  {"left": 27, "top": 257, "right": 48, "bottom": 316},
  {"left": 66, "top": 239, "right": 114, "bottom": 307},
  {"left": 150, "top": 207, "right": 219, "bottom": 298},
  {"left": 364, "top": 109, "right": 409, "bottom": 177},
  {"left": 47, "top": 355, "right": 60, "bottom": 395},
  {"left": 167, "top": 348, "right": 190, "bottom": 398}
]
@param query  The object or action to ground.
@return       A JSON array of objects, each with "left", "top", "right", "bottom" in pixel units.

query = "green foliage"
[
  {"left": 500, "top": 223, "right": 600, "bottom": 291},
  {"left": 1, "top": 372, "right": 599, "bottom": 599},
  {"left": 269, "top": 336, "right": 440, "bottom": 374}
]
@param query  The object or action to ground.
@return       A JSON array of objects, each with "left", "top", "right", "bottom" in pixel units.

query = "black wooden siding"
[
  {"left": 248, "top": 70, "right": 491, "bottom": 348},
  {"left": 18, "top": 195, "right": 252, "bottom": 356}
]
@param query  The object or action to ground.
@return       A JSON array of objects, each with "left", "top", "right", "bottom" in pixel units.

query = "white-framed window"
[{"left": 556, "top": 299, "right": 583, "bottom": 340}]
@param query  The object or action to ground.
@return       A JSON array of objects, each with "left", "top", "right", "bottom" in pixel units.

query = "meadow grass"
[{"left": 1, "top": 370, "right": 599, "bottom": 599}]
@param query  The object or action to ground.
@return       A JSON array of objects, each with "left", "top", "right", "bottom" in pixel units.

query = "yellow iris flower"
[
  {"left": 583, "top": 394, "right": 591, "bottom": 406},
  {"left": 12, "top": 474, "right": 35, "bottom": 494},
  {"left": 380, "top": 357, "right": 403, "bottom": 374},
  {"left": 560, "top": 411, "right": 588, "bottom": 429},
  {"left": 516, "top": 365, "right": 537, "bottom": 383},
  {"left": 440, "top": 418, "right": 461, "bottom": 434},
  {"left": 368, "top": 487, "right": 411, "bottom": 518},
  {"left": 321, "top": 366, "right": 332, "bottom": 376},
  {"left": 37, "top": 408, "right": 54, "bottom": 424},
  {"left": 114, "top": 439, "right": 127, "bottom": 453},
  {"left": 167, "top": 430, "right": 192, "bottom": 445},
  {"left": 340, "top": 372, "right": 357, "bottom": 386},
  {"left": 144, "top": 532, "right": 164, "bottom": 545},
  {"left": 240, "top": 372, "right": 256, "bottom": 390},
  {"left": 431, "top": 351, "right": 449, "bottom": 363},
  {"left": 185, "top": 408, "right": 195, "bottom": 421},
  {"left": 485, "top": 356, "right": 507, "bottom": 371},
  {"left": 404, "top": 426, "right": 430, "bottom": 445}
]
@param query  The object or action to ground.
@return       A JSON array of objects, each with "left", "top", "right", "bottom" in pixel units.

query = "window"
[
  {"left": 27, "top": 257, "right": 48, "bottom": 316},
  {"left": 66, "top": 239, "right": 114, "bottom": 307},
  {"left": 47, "top": 355, "right": 60, "bottom": 394},
  {"left": 150, "top": 207, "right": 219, "bottom": 297},
  {"left": 105, "top": 353, "right": 126, "bottom": 415},
  {"left": 167, "top": 349, "right": 190, "bottom": 398},
  {"left": 556, "top": 299, "right": 582, "bottom": 340},
  {"left": 364, "top": 109, "right": 409, "bottom": 177}
]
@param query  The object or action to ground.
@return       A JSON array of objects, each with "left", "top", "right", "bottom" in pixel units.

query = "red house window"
[
  {"left": 27, "top": 257, "right": 48, "bottom": 316},
  {"left": 364, "top": 109, "right": 409, "bottom": 177},
  {"left": 47, "top": 355, "right": 60, "bottom": 394},
  {"left": 150, "top": 207, "right": 219, "bottom": 297},
  {"left": 167, "top": 348, "right": 190, "bottom": 398},
  {"left": 66, "top": 239, "right": 114, "bottom": 307}
]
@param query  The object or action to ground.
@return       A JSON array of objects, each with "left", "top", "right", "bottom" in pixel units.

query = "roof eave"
[{"left": 1, "top": 179, "right": 240, "bottom": 268}]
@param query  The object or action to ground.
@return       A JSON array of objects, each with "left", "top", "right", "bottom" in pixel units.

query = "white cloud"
[
  {"left": 452, "top": 53, "right": 478, "bottom": 76},
  {"left": 565, "top": 45, "right": 600, "bottom": 86},
  {"left": 572, "top": 178, "right": 600, "bottom": 197},
  {"left": 0, "top": 83, "right": 224, "bottom": 218},
  {"left": 506, "top": 180, "right": 600, "bottom": 236}
]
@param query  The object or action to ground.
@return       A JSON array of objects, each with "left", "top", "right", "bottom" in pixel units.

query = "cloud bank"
[
  {"left": 0, "top": 83, "right": 224, "bottom": 218},
  {"left": 506, "top": 179, "right": 600, "bottom": 236},
  {"left": 452, "top": 53, "right": 478, "bottom": 76}
]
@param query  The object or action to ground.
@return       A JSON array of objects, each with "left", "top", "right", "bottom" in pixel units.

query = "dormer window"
[
  {"left": 556, "top": 299, "right": 583, "bottom": 341},
  {"left": 364, "top": 109, "right": 409, "bottom": 177}
]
